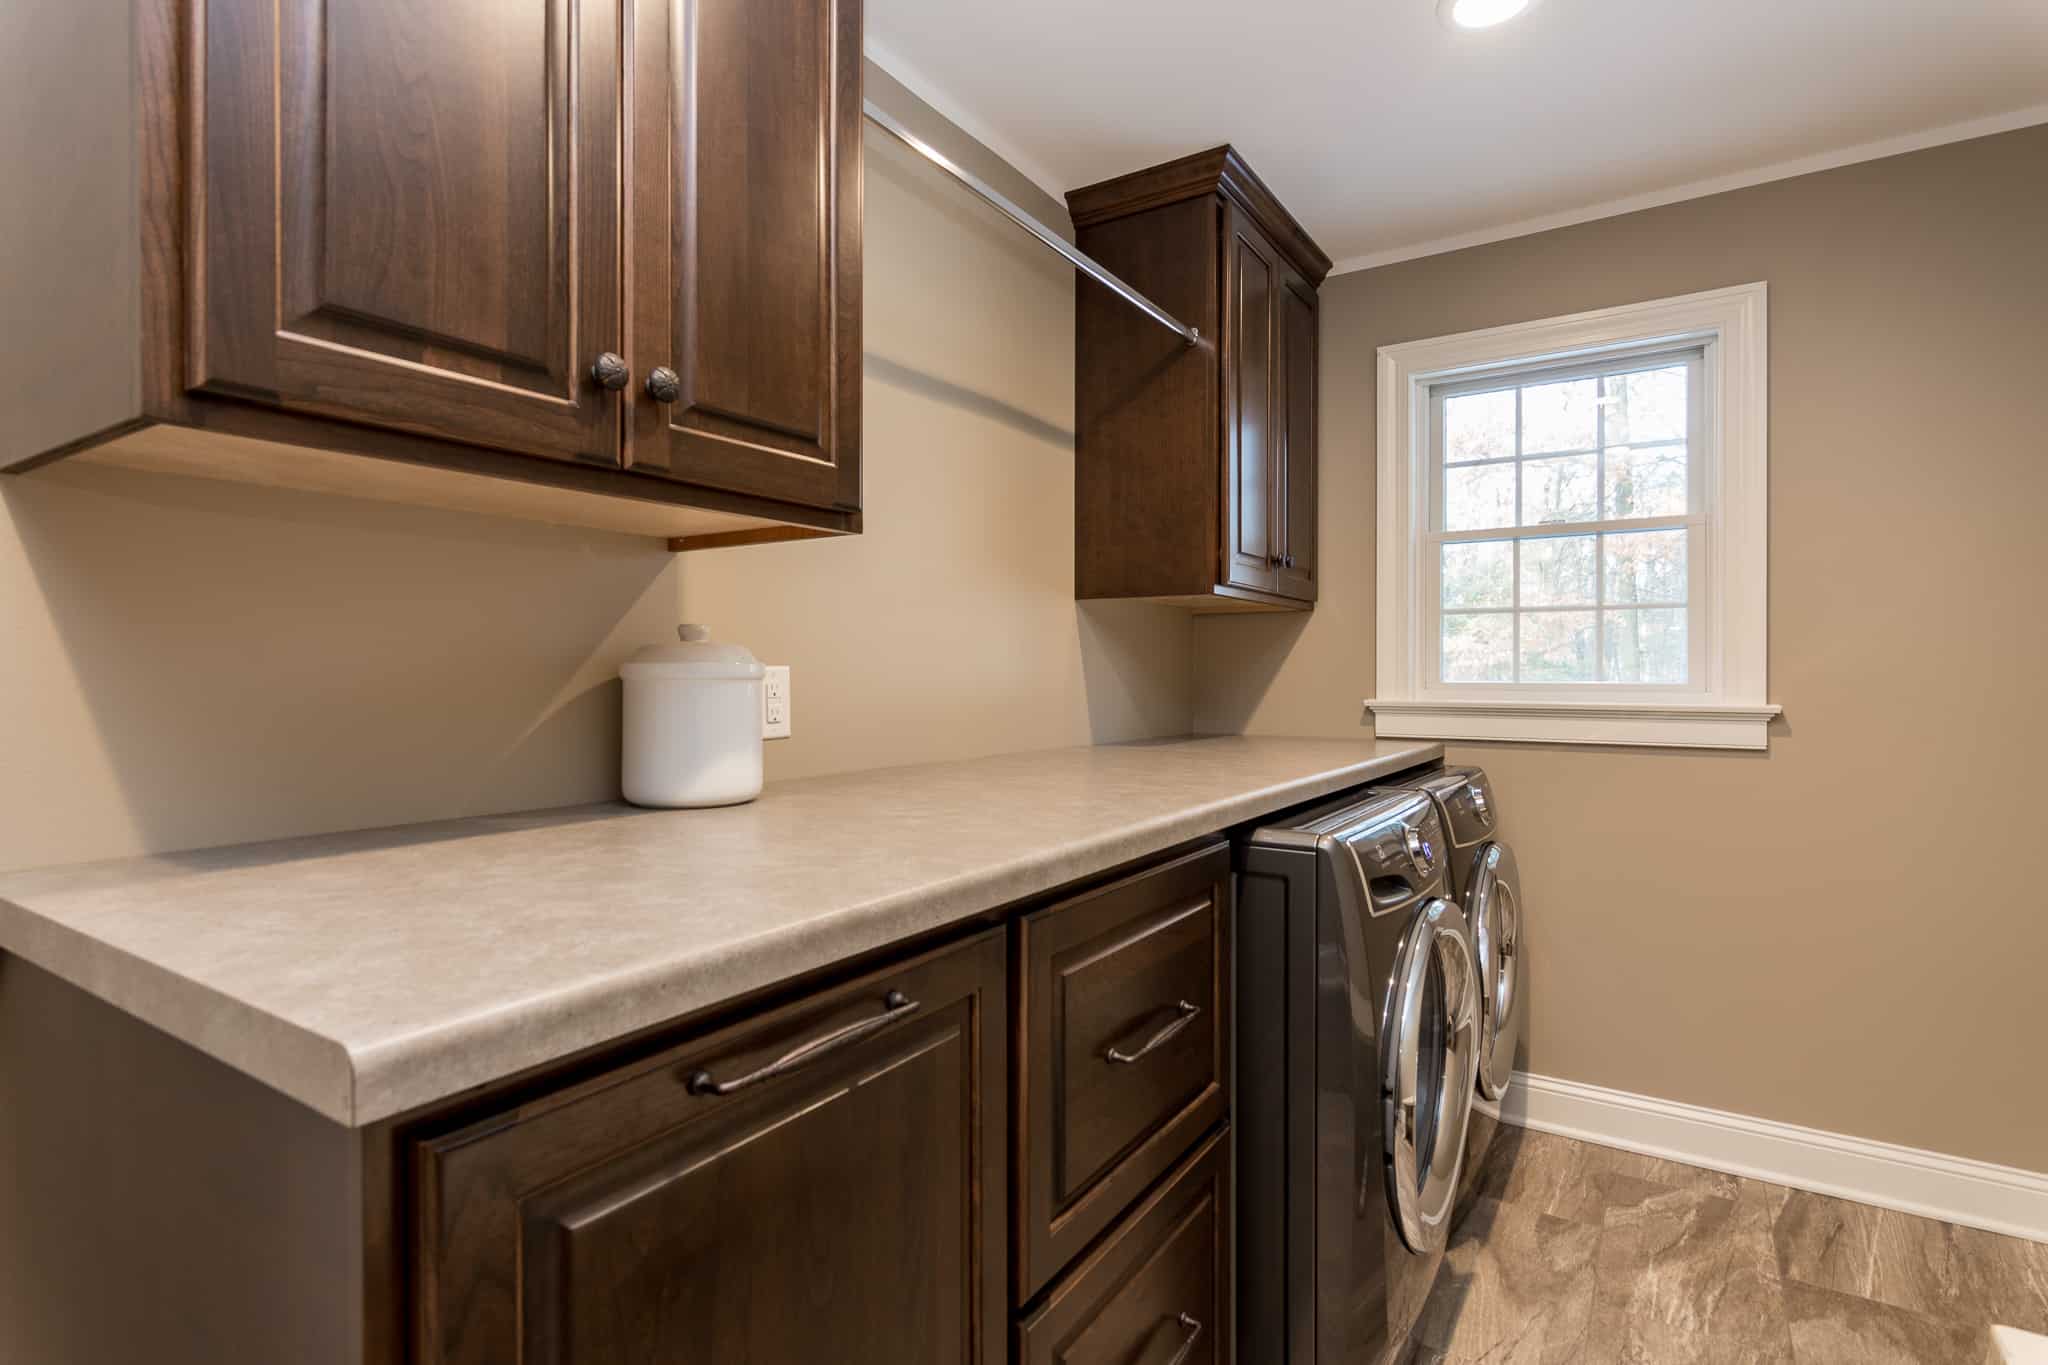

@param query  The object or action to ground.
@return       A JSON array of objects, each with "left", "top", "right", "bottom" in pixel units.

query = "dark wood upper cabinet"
[
  {"left": 415, "top": 928, "right": 1007, "bottom": 1365},
  {"left": 0, "top": 0, "right": 863, "bottom": 547},
  {"left": 1068, "top": 148, "right": 1329, "bottom": 612},
  {"left": 191, "top": 0, "right": 621, "bottom": 467},
  {"left": 1276, "top": 266, "right": 1320, "bottom": 602},
  {"left": 626, "top": 0, "right": 863, "bottom": 512},
  {"left": 1224, "top": 211, "right": 1280, "bottom": 596}
]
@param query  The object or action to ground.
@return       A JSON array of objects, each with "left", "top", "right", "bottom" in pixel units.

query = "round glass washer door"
[
  {"left": 1466, "top": 841, "right": 1524, "bottom": 1102},
  {"left": 1382, "top": 896, "right": 1480, "bottom": 1255}
]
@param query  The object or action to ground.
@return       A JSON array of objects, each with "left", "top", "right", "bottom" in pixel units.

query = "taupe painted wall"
[
  {"left": 1195, "top": 123, "right": 2048, "bottom": 1169},
  {"left": 681, "top": 87, "right": 1194, "bottom": 784},
  {"left": 0, "top": 71, "right": 1187, "bottom": 872}
]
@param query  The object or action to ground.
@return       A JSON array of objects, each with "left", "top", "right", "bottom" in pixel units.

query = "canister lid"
[{"left": 620, "top": 625, "right": 766, "bottom": 681}]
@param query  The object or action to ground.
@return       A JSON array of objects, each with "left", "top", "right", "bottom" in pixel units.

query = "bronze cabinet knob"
[
  {"left": 590, "top": 352, "right": 629, "bottom": 391},
  {"left": 645, "top": 366, "right": 681, "bottom": 404}
]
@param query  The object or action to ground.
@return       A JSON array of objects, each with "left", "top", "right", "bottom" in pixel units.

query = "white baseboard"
[{"left": 1485, "top": 1072, "right": 2048, "bottom": 1246}]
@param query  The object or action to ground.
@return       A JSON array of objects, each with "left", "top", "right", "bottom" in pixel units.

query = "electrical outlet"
[{"left": 761, "top": 665, "right": 792, "bottom": 740}]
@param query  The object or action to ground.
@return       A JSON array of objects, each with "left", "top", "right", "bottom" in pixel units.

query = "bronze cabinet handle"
[
  {"left": 645, "top": 366, "right": 681, "bottom": 403},
  {"left": 590, "top": 352, "right": 629, "bottom": 391},
  {"left": 686, "top": 991, "right": 920, "bottom": 1096},
  {"left": 1162, "top": 1313, "right": 1204, "bottom": 1365},
  {"left": 1105, "top": 1000, "right": 1201, "bottom": 1064}
]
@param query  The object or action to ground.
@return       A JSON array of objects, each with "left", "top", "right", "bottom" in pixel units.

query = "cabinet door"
[
  {"left": 414, "top": 929, "right": 1005, "bottom": 1365},
  {"left": 625, "top": 0, "right": 862, "bottom": 511},
  {"left": 1019, "top": 1129, "right": 1231, "bottom": 1365},
  {"left": 190, "top": 0, "right": 622, "bottom": 464},
  {"left": 1223, "top": 208, "right": 1279, "bottom": 594},
  {"left": 1016, "top": 842, "right": 1231, "bottom": 1298},
  {"left": 1275, "top": 270, "right": 1319, "bottom": 602}
]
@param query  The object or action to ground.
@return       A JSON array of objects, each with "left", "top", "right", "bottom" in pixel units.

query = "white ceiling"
[{"left": 866, "top": 0, "right": 2048, "bottom": 270}]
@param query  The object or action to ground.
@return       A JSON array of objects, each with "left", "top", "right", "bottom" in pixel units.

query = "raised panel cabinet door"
[
  {"left": 413, "top": 929, "right": 1006, "bottom": 1365},
  {"left": 1016, "top": 842, "right": 1232, "bottom": 1299},
  {"left": 190, "top": 0, "right": 623, "bottom": 464},
  {"left": 625, "top": 0, "right": 862, "bottom": 511},
  {"left": 1275, "top": 271, "right": 1318, "bottom": 602},
  {"left": 1223, "top": 208, "right": 1279, "bottom": 593},
  {"left": 1018, "top": 1129, "right": 1231, "bottom": 1365}
]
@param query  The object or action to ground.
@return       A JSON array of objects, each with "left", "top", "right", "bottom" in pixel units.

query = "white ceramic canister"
[{"left": 620, "top": 625, "right": 765, "bottom": 808}]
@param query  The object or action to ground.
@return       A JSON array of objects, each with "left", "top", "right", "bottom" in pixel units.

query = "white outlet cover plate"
[{"left": 762, "top": 665, "right": 791, "bottom": 740}]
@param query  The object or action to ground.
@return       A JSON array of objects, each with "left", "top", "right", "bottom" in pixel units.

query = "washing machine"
[
  {"left": 1381, "top": 766, "right": 1524, "bottom": 1194},
  {"left": 1237, "top": 788, "right": 1482, "bottom": 1365}
]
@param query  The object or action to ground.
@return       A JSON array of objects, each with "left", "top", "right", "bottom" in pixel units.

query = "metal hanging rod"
[{"left": 862, "top": 100, "right": 1201, "bottom": 347}]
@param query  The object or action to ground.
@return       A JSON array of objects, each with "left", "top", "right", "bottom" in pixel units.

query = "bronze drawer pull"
[
  {"left": 1162, "top": 1312, "right": 1203, "bottom": 1365},
  {"left": 686, "top": 991, "right": 920, "bottom": 1096},
  {"left": 1105, "top": 1000, "right": 1201, "bottom": 1064}
]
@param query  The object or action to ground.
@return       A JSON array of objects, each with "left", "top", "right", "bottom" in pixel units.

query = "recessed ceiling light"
[{"left": 1439, "top": 0, "right": 1536, "bottom": 30}]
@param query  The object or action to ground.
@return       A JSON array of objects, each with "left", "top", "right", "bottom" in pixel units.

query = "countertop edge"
[
  {"left": 337, "top": 740, "right": 1440, "bottom": 1125},
  {"left": 0, "top": 899, "right": 358, "bottom": 1123},
  {"left": 1, "top": 739, "right": 1442, "bottom": 1127}
]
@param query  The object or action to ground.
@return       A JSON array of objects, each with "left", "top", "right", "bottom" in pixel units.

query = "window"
[
  {"left": 1433, "top": 350, "right": 1701, "bottom": 688},
  {"left": 1372, "top": 284, "right": 1777, "bottom": 749}
]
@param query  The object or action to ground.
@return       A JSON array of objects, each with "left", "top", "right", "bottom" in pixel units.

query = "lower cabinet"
[
  {"left": 412, "top": 928, "right": 1007, "bottom": 1365},
  {"left": 408, "top": 842, "right": 1234, "bottom": 1364},
  {"left": 1018, "top": 1129, "right": 1231, "bottom": 1365},
  {"left": 1015, "top": 841, "right": 1232, "bottom": 1297}
]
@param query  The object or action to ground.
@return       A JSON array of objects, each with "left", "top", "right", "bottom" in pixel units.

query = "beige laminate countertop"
[{"left": 0, "top": 735, "right": 1440, "bottom": 1127}]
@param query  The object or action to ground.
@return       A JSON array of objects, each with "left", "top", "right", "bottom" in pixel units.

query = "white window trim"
[{"left": 1370, "top": 283, "right": 1778, "bottom": 750}]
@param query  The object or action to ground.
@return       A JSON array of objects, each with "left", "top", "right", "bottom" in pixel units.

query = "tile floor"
[{"left": 1404, "top": 1123, "right": 2048, "bottom": 1364}]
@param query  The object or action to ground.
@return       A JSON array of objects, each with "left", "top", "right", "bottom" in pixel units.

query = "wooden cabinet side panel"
[
  {"left": 0, "top": 0, "right": 145, "bottom": 470},
  {"left": 0, "top": 957, "right": 365, "bottom": 1365},
  {"left": 1073, "top": 199, "right": 1223, "bottom": 600}
]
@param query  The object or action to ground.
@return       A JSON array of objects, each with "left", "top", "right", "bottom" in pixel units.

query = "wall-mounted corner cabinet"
[
  {"left": 1067, "top": 148, "right": 1330, "bottom": 612},
  {"left": 0, "top": 0, "right": 861, "bottom": 551}
]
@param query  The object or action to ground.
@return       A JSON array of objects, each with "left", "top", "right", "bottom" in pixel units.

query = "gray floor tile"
[
  {"left": 1414, "top": 1196, "right": 1601, "bottom": 1362},
  {"left": 1865, "top": 1210, "right": 2048, "bottom": 1336},
  {"left": 1782, "top": 1279, "right": 1989, "bottom": 1364},
  {"left": 1700, "top": 1265, "right": 1797, "bottom": 1365},
  {"left": 1452, "top": 1129, "right": 2040, "bottom": 1365},
  {"left": 1773, "top": 1187, "right": 1883, "bottom": 1298},
  {"left": 1584, "top": 1185, "right": 1741, "bottom": 1364}
]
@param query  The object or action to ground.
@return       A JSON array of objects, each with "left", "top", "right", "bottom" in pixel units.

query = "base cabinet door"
[
  {"left": 1018, "top": 1129, "right": 1231, "bottom": 1365},
  {"left": 413, "top": 929, "right": 1006, "bottom": 1365},
  {"left": 625, "top": 0, "right": 863, "bottom": 511},
  {"left": 190, "top": 0, "right": 624, "bottom": 464},
  {"left": 1016, "top": 842, "right": 1231, "bottom": 1298}
]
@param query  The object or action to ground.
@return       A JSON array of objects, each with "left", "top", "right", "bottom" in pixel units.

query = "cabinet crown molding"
[{"left": 1066, "top": 145, "right": 1332, "bottom": 286}]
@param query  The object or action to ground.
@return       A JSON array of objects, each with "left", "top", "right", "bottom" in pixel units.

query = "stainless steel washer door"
[
  {"left": 1467, "top": 841, "right": 1524, "bottom": 1102},
  {"left": 1382, "top": 896, "right": 1480, "bottom": 1255}
]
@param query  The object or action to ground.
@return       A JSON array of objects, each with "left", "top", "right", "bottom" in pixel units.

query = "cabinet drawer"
[
  {"left": 1018, "top": 1127, "right": 1231, "bottom": 1365},
  {"left": 1017, "top": 841, "right": 1231, "bottom": 1296},
  {"left": 413, "top": 929, "right": 1006, "bottom": 1365}
]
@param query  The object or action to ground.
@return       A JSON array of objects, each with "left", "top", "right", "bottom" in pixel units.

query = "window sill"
[{"left": 1366, "top": 698, "right": 1781, "bottom": 751}]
